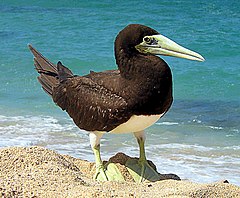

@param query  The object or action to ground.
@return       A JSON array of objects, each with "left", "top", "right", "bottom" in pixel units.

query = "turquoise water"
[{"left": 0, "top": 1, "right": 240, "bottom": 185}]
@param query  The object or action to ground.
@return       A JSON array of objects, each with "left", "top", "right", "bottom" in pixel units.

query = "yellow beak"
[{"left": 136, "top": 34, "right": 205, "bottom": 62}]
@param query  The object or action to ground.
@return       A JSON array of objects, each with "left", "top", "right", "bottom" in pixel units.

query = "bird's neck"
[
  {"left": 115, "top": 48, "right": 173, "bottom": 115},
  {"left": 115, "top": 49, "right": 169, "bottom": 81}
]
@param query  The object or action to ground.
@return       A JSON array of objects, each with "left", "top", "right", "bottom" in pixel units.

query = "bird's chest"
[
  {"left": 125, "top": 78, "right": 173, "bottom": 115},
  {"left": 109, "top": 113, "right": 164, "bottom": 134}
]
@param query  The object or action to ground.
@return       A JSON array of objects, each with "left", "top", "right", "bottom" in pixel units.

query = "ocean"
[{"left": 0, "top": 0, "right": 239, "bottom": 185}]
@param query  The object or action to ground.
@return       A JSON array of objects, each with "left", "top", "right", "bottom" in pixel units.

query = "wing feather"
[{"left": 53, "top": 76, "right": 131, "bottom": 132}]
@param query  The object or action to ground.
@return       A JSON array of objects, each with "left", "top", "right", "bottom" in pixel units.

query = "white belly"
[{"left": 109, "top": 113, "right": 164, "bottom": 134}]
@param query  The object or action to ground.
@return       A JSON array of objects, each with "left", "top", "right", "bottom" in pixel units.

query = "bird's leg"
[
  {"left": 126, "top": 130, "right": 160, "bottom": 183},
  {"left": 90, "top": 132, "right": 107, "bottom": 181},
  {"left": 137, "top": 131, "right": 147, "bottom": 163},
  {"left": 89, "top": 132, "right": 124, "bottom": 182}
]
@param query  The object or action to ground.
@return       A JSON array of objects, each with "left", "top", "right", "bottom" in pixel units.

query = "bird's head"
[{"left": 115, "top": 24, "right": 205, "bottom": 62}]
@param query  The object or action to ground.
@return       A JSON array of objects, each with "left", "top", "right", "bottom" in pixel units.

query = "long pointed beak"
[{"left": 136, "top": 34, "right": 205, "bottom": 62}]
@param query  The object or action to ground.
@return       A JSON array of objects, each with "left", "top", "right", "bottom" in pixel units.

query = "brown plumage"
[
  {"left": 29, "top": 24, "right": 204, "bottom": 182},
  {"left": 29, "top": 24, "right": 173, "bottom": 133}
]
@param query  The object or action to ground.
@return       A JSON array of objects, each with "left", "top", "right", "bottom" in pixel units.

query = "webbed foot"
[
  {"left": 126, "top": 158, "right": 160, "bottom": 183},
  {"left": 94, "top": 162, "right": 125, "bottom": 182}
]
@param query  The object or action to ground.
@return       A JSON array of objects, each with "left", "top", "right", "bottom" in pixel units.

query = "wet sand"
[{"left": 0, "top": 146, "right": 239, "bottom": 197}]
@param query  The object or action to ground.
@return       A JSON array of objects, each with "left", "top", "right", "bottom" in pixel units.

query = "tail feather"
[
  {"left": 29, "top": 44, "right": 74, "bottom": 96},
  {"left": 29, "top": 44, "right": 57, "bottom": 74},
  {"left": 37, "top": 76, "right": 53, "bottom": 95}
]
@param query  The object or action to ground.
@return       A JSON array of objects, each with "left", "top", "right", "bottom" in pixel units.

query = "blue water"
[{"left": 0, "top": 1, "right": 239, "bottom": 185}]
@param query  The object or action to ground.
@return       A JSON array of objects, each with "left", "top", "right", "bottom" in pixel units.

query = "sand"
[{"left": 0, "top": 146, "right": 239, "bottom": 198}]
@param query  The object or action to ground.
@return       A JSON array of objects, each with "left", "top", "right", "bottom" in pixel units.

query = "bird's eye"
[{"left": 144, "top": 37, "right": 151, "bottom": 44}]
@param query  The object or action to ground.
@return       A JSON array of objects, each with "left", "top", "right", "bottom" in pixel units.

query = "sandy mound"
[{"left": 0, "top": 146, "right": 239, "bottom": 197}]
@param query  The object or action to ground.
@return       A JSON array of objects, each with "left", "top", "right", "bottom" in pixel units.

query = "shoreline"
[{"left": 0, "top": 146, "right": 239, "bottom": 197}]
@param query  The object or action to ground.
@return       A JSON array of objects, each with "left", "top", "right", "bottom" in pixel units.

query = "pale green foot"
[
  {"left": 127, "top": 131, "right": 161, "bottom": 183},
  {"left": 92, "top": 142, "right": 124, "bottom": 182},
  {"left": 94, "top": 162, "right": 125, "bottom": 182},
  {"left": 126, "top": 158, "right": 160, "bottom": 183}
]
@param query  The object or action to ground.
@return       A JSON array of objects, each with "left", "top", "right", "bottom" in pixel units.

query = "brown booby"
[{"left": 29, "top": 24, "right": 204, "bottom": 182}]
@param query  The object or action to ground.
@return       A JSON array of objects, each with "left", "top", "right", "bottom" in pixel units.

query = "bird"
[{"left": 29, "top": 24, "right": 204, "bottom": 183}]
